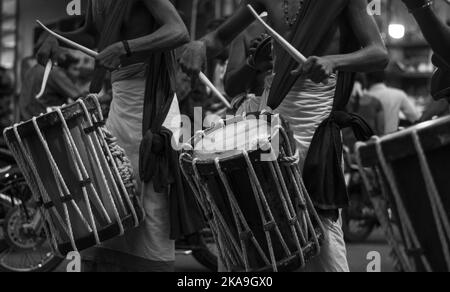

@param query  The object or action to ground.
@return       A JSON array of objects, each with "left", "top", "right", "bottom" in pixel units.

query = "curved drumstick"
[
  {"left": 37, "top": 20, "right": 98, "bottom": 58},
  {"left": 247, "top": 5, "right": 306, "bottom": 64},
  {"left": 36, "top": 60, "right": 53, "bottom": 99},
  {"left": 37, "top": 20, "right": 232, "bottom": 109}
]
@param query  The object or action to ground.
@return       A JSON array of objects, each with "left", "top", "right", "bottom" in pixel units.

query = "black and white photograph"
[{"left": 0, "top": 0, "right": 449, "bottom": 276}]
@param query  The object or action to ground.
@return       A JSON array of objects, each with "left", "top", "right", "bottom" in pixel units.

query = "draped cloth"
[
  {"left": 89, "top": 0, "right": 203, "bottom": 239},
  {"left": 268, "top": 0, "right": 374, "bottom": 209}
]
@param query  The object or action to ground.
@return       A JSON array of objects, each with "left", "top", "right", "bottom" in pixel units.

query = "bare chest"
[
  {"left": 258, "top": 0, "right": 343, "bottom": 57},
  {"left": 92, "top": 0, "right": 155, "bottom": 39}
]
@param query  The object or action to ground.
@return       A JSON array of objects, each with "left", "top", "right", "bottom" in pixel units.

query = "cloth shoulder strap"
[
  {"left": 267, "top": 0, "right": 349, "bottom": 109},
  {"left": 89, "top": 0, "right": 131, "bottom": 93}
]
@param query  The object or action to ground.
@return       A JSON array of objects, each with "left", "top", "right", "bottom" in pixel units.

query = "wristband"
[{"left": 122, "top": 40, "right": 132, "bottom": 57}]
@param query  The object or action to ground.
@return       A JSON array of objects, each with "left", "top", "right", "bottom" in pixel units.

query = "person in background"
[
  {"left": 366, "top": 71, "right": 420, "bottom": 134},
  {"left": 344, "top": 74, "right": 384, "bottom": 149},
  {"left": 18, "top": 53, "right": 83, "bottom": 121},
  {"left": 224, "top": 20, "right": 272, "bottom": 114}
]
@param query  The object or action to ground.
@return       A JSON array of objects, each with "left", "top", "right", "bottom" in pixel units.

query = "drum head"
[{"left": 193, "top": 116, "right": 273, "bottom": 161}]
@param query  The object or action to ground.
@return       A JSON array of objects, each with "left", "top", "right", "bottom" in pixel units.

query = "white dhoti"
[
  {"left": 261, "top": 74, "right": 350, "bottom": 272},
  {"left": 86, "top": 63, "right": 180, "bottom": 266}
]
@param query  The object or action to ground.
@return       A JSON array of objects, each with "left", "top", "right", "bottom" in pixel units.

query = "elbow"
[
  {"left": 374, "top": 46, "right": 390, "bottom": 71},
  {"left": 173, "top": 27, "right": 190, "bottom": 47}
]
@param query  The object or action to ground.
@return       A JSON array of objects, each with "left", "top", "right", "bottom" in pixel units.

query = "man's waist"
[{"left": 111, "top": 63, "right": 148, "bottom": 83}]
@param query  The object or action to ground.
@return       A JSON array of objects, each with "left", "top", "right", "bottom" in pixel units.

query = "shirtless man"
[
  {"left": 179, "top": 0, "right": 388, "bottom": 272},
  {"left": 37, "top": 0, "right": 189, "bottom": 272}
]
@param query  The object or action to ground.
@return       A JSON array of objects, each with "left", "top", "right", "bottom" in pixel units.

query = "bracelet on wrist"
[{"left": 122, "top": 40, "right": 132, "bottom": 57}]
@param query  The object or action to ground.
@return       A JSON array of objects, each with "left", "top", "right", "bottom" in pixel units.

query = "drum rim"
[
  {"left": 356, "top": 115, "right": 450, "bottom": 167},
  {"left": 3, "top": 96, "right": 100, "bottom": 141},
  {"left": 182, "top": 112, "right": 282, "bottom": 164}
]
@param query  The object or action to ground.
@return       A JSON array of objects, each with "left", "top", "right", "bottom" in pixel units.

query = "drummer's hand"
[
  {"left": 248, "top": 34, "right": 273, "bottom": 72},
  {"left": 291, "top": 56, "right": 335, "bottom": 84},
  {"left": 178, "top": 41, "right": 207, "bottom": 88},
  {"left": 97, "top": 42, "right": 125, "bottom": 71},
  {"left": 36, "top": 35, "right": 61, "bottom": 66}
]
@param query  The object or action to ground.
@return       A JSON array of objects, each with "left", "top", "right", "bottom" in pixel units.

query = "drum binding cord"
[
  {"left": 179, "top": 113, "right": 325, "bottom": 272},
  {"left": 3, "top": 95, "right": 144, "bottom": 256}
]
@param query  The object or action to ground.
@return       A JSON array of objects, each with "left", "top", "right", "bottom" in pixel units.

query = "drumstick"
[
  {"left": 246, "top": 5, "right": 306, "bottom": 64},
  {"left": 199, "top": 72, "right": 231, "bottom": 109},
  {"left": 37, "top": 20, "right": 232, "bottom": 109},
  {"left": 36, "top": 60, "right": 53, "bottom": 99},
  {"left": 37, "top": 20, "right": 98, "bottom": 58}
]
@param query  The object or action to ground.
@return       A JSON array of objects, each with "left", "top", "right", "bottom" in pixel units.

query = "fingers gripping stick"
[
  {"left": 246, "top": 5, "right": 306, "bottom": 64},
  {"left": 246, "top": 5, "right": 329, "bottom": 84},
  {"left": 37, "top": 20, "right": 232, "bottom": 109}
]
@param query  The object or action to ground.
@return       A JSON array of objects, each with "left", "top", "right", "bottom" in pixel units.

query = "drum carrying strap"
[
  {"left": 87, "top": 0, "right": 204, "bottom": 239},
  {"left": 268, "top": 0, "right": 374, "bottom": 210}
]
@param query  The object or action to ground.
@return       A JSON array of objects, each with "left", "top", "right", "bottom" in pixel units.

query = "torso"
[
  {"left": 256, "top": 0, "right": 348, "bottom": 73},
  {"left": 92, "top": 0, "right": 159, "bottom": 66}
]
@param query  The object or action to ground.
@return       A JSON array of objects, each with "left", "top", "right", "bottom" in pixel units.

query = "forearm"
[
  {"left": 201, "top": 32, "right": 231, "bottom": 60},
  {"left": 328, "top": 45, "right": 389, "bottom": 73},
  {"left": 128, "top": 25, "right": 190, "bottom": 53},
  {"left": 225, "top": 64, "right": 257, "bottom": 96}
]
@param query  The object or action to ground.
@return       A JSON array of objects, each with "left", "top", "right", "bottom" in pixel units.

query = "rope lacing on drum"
[
  {"left": 31, "top": 116, "right": 92, "bottom": 252},
  {"left": 177, "top": 115, "right": 326, "bottom": 272},
  {"left": 355, "top": 141, "right": 414, "bottom": 273},
  {"left": 56, "top": 108, "right": 106, "bottom": 245},
  {"left": 410, "top": 130, "right": 450, "bottom": 270},
  {"left": 8, "top": 125, "right": 63, "bottom": 252},
  {"left": 79, "top": 98, "right": 141, "bottom": 230},
  {"left": 373, "top": 136, "right": 433, "bottom": 272}
]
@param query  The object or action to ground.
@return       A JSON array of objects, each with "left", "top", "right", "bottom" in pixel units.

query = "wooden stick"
[
  {"left": 199, "top": 72, "right": 231, "bottom": 109},
  {"left": 37, "top": 20, "right": 98, "bottom": 58},
  {"left": 36, "top": 60, "right": 52, "bottom": 99},
  {"left": 246, "top": 5, "right": 307, "bottom": 64},
  {"left": 37, "top": 19, "right": 231, "bottom": 109}
]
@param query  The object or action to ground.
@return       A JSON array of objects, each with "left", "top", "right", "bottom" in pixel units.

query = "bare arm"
[
  {"left": 36, "top": 2, "right": 96, "bottom": 65},
  {"left": 376, "top": 101, "right": 386, "bottom": 135},
  {"left": 224, "top": 34, "right": 256, "bottom": 97},
  {"left": 328, "top": 0, "right": 389, "bottom": 72},
  {"left": 297, "top": 0, "right": 389, "bottom": 83},
  {"left": 400, "top": 94, "right": 420, "bottom": 123},
  {"left": 402, "top": 0, "right": 450, "bottom": 64},
  {"left": 128, "top": 0, "right": 189, "bottom": 53},
  {"left": 96, "top": 0, "right": 190, "bottom": 70},
  {"left": 179, "top": 0, "right": 264, "bottom": 78}
]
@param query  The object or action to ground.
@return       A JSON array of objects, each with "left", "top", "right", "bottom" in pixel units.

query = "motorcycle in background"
[
  {"left": 0, "top": 146, "right": 62, "bottom": 272},
  {"left": 342, "top": 146, "right": 379, "bottom": 243},
  {"left": 0, "top": 144, "right": 217, "bottom": 272}
]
